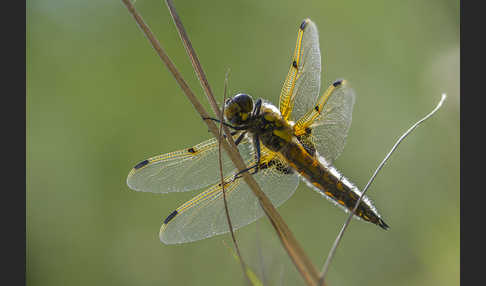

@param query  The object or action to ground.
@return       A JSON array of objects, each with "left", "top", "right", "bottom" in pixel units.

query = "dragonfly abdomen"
[{"left": 280, "top": 140, "right": 389, "bottom": 230}]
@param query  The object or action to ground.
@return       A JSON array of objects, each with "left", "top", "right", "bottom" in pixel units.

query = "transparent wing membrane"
[
  {"left": 159, "top": 151, "right": 299, "bottom": 244},
  {"left": 279, "top": 19, "right": 321, "bottom": 122},
  {"left": 127, "top": 133, "right": 254, "bottom": 193},
  {"left": 279, "top": 19, "right": 355, "bottom": 164},
  {"left": 128, "top": 18, "right": 363, "bottom": 244},
  {"left": 294, "top": 81, "right": 355, "bottom": 164}
]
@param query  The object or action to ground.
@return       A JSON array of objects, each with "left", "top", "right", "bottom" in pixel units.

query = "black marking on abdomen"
[
  {"left": 378, "top": 218, "right": 390, "bottom": 230},
  {"left": 317, "top": 174, "right": 387, "bottom": 229},
  {"left": 163, "top": 210, "right": 178, "bottom": 224},
  {"left": 134, "top": 160, "right": 149, "bottom": 170},
  {"left": 281, "top": 141, "right": 386, "bottom": 229}
]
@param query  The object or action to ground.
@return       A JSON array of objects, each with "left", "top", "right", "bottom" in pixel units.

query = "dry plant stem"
[
  {"left": 164, "top": 0, "right": 237, "bottom": 154},
  {"left": 255, "top": 222, "right": 267, "bottom": 286},
  {"left": 123, "top": 1, "right": 320, "bottom": 284},
  {"left": 122, "top": 1, "right": 320, "bottom": 285},
  {"left": 318, "top": 94, "right": 447, "bottom": 285},
  {"left": 163, "top": 1, "right": 321, "bottom": 285},
  {"left": 121, "top": 0, "right": 212, "bottom": 124},
  {"left": 218, "top": 74, "right": 251, "bottom": 286},
  {"left": 165, "top": 0, "right": 221, "bottom": 119}
]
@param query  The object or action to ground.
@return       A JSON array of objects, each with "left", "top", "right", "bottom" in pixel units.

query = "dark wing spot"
[
  {"left": 134, "top": 160, "right": 149, "bottom": 170},
  {"left": 259, "top": 163, "right": 269, "bottom": 170},
  {"left": 259, "top": 160, "right": 274, "bottom": 171},
  {"left": 276, "top": 164, "right": 293, "bottom": 174},
  {"left": 187, "top": 147, "right": 196, "bottom": 153},
  {"left": 292, "top": 60, "right": 298, "bottom": 68},
  {"left": 163, "top": 210, "right": 178, "bottom": 224},
  {"left": 333, "top": 79, "right": 343, "bottom": 87},
  {"left": 268, "top": 159, "right": 293, "bottom": 175},
  {"left": 300, "top": 19, "right": 308, "bottom": 30}
]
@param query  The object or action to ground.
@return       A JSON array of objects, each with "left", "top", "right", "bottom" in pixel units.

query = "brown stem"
[
  {"left": 121, "top": 1, "right": 321, "bottom": 285},
  {"left": 318, "top": 94, "right": 447, "bottom": 285},
  {"left": 218, "top": 71, "right": 251, "bottom": 286}
]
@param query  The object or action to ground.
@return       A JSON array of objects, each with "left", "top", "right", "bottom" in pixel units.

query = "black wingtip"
[
  {"left": 163, "top": 210, "right": 178, "bottom": 224},
  {"left": 300, "top": 19, "right": 308, "bottom": 30},
  {"left": 378, "top": 218, "right": 390, "bottom": 230},
  {"left": 134, "top": 159, "right": 149, "bottom": 170},
  {"left": 332, "top": 79, "right": 344, "bottom": 87}
]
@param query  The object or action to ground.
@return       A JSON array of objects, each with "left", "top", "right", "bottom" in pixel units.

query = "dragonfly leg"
[
  {"left": 231, "top": 135, "right": 262, "bottom": 181},
  {"left": 202, "top": 118, "right": 246, "bottom": 145},
  {"left": 252, "top": 134, "right": 261, "bottom": 174},
  {"left": 253, "top": 99, "right": 262, "bottom": 117},
  {"left": 215, "top": 130, "right": 246, "bottom": 145},
  {"left": 234, "top": 131, "right": 247, "bottom": 146},
  {"left": 232, "top": 164, "right": 259, "bottom": 182},
  {"left": 202, "top": 117, "right": 249, "bottom": 130}
]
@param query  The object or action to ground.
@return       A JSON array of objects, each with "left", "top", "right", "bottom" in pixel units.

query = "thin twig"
[
  {"left": 318, "top": 93, "right": 447, "bottom": 284},
  {"left": 256, "top": 221, "right": 267, "bottom": 286},
  {"left": 165, "top": 0, "right": 220, "bottom": 119},
  {"left": 222, "top": 240, "right": 265, "bottom": 286},
  {"left": 218, "top": 70, "right": 251, "bottom": 286},
  {"left": 123, "top": 1, "right": 320, "bottom": 285},
  {"left": 163, "top": 1, "right": 321, "bottom": 285},
  {"left": 121, "top": 0, "right": 213, "bottom": 124}
]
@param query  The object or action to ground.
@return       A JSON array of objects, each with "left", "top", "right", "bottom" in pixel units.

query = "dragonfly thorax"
[
  {"left": 247, "top": 102, "right": 295, "bottom": 152},
  {"left": 224, "top": 94, "right": 294, "bottom": 152}
]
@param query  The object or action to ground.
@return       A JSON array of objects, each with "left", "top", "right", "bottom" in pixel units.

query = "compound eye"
[{"left": 232, "top": 93, "right": 254, "bottom": 113}]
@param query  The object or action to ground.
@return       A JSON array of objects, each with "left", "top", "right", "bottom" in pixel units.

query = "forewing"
[
  {"left": 294, "top": 81, "right": 356, "bottom": 164},
  {"left": 159, "top": 151, "right": 299, "bottom": 244},
  {"left": 279, "top": 19, "right": 321, "bottom": 122},
  {"left": 126, "top": 133, "right": 254, "bottom": 193}
]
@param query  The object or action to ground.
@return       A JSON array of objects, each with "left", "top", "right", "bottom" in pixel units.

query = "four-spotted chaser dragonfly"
[{"left": 127, "top": 19, "right": 388, "bottom": 244}]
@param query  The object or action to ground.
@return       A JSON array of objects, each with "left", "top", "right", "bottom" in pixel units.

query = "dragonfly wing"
[
  {"left": 294, "top": 81, "right": 356, "bottom": 164},
  {"left": 159, "top": 150, "right": 299, "bottom": 244},
  {"left": 279, "top": 19, "right": 321, "bottom": 122},
  {"left": 127, "top": 133, "right": 254, "bottom": 193}
]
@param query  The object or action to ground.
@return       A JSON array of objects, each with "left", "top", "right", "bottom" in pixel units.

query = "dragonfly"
[{"left": 127, "top": 18, "right": 388, "bottom": 244}]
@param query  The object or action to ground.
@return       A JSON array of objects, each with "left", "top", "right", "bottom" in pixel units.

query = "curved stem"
[{"left": 319, "top": 94, "right": 447, "bottom": 285}]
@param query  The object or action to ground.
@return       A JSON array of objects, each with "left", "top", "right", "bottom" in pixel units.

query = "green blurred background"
[{"left": 27, "top": 0, "right": 459, "bottom": 285}]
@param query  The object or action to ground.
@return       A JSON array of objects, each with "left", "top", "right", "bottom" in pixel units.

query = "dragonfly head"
[{"left": 224, "top": 93, "right": 254, "bottom": 125}]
